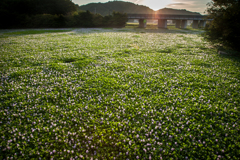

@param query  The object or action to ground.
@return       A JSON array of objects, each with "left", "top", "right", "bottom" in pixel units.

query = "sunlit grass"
[{"left": 0, "top": 28, "right": 240, "bottom": 159}]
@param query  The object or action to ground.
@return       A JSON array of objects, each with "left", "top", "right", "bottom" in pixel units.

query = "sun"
[{"left": 142, "top": 0, "right": 173, "bottom": 11}]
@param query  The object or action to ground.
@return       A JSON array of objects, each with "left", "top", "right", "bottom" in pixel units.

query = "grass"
[{"left": 0, "top": 27, "right": 240, "bottom": 159}]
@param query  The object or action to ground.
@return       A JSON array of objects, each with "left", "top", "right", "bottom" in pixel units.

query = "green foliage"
[
  {"left": 204, "top": 0, "right": 240, "bottom": 51},
  {"left": 72, "top": 10, "right": 94, "bottom": 28},
  {"left": 65, "top": 11, "right": 127, "bottom": 28},
  {"left": 111, "top": 12, "right": 128, "bottom": 28},
  {"left": 100, "top": 11, "right": 128, "bottom": 28},
  {"left": 1, "top": 28, "right": 240, "bottom": 159},
  {"left": 93, "top": 14, "right": 104, "bottom": 27}
]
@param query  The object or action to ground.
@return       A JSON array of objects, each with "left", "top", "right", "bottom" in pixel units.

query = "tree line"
[{"left": 0, "top": 0, "right": 128, "bottom": 28}]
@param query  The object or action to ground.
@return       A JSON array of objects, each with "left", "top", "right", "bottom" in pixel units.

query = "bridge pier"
[
  {"left": 181, "top": 20, "right": 188, "bottom": 29},
  {"left": 139, "top": 19, "right": 144, "bottom": 28},
  {"left": 139, "top": 19, "right": 147, "bottom": 28},
  {"left": 199, "top": 20, "right": 206, "bottom": 28},
  {"left": 158, "top": 19, "right": 167, "bottom": 28},
  {"left": 192, "top": 20, "right": 199, "bottom": 29},
  {"left": 175, "top": 20, "right": 181, "bottom": 28}
]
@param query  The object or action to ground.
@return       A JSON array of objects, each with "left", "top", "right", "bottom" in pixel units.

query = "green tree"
[
  {"left": 102, "top": 12, "right": 128, "bottom": 27},
  {"left": 111, "top": 11, "right": 128, "bottom": 27},
  {"left": 73, "top": 11, "right": 94, "bottom": 27},
  {"left": 204, "top": 0, "right": 240, "bottom": 51},
  {"left": 93, "top": 14, "right": 104, "bottom": 27}
]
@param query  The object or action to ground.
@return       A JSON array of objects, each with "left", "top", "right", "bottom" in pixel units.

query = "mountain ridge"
[{"left": 78, "top": 1, "right": 201, "bottom": 16}]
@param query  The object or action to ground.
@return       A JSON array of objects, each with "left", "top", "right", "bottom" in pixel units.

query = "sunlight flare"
[{"left": 142, "top": 0, "right": 173, "bottom": 10}]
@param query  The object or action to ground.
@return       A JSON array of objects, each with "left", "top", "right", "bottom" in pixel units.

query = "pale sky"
[{"left": 72, "top": 0, "right": 212, "bottom": 14}]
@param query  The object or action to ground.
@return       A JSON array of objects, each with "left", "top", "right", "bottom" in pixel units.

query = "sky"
[{"left": 72, "top": 0, "right": 212, "bottom": 14}]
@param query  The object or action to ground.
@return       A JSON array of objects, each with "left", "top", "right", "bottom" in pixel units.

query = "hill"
[
  {"left": 78, "top": 1, "right": 154, "bottom": 16},
  {"left": 156, "top": 8, "right": 201, "bottom": 15},
  {"left": 78, "top": 1, "right": 201, "bottom": 16}
]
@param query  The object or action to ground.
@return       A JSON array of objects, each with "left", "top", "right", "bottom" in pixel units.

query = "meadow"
[{"left": 0, "top": 26, "right": 240, "bottom": 159}]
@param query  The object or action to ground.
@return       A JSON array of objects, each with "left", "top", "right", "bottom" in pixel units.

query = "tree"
[
  {"left": 93, "top": 14, "right": 104, "bottom": 27},
  {"left": 75, "top": 11, "right": 94, "bottom": 27},
  {"left": 111, "top": 12, "right": 128, "bottom": 27},
  {"left": 102, "top": 12, "right": 128, "bottom": 27},
  {"left": 204, "top": 0, "right": 240, "bottom": 51}
]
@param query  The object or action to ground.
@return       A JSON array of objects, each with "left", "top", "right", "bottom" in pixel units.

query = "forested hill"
[
  {"left": 78, "top": 1, "right": 154, "bottom": 16},
  {"left": 156, "top": 8, "right": 201, "bottom": 15},
  {"left": 78, "top": 1, "right": 201, "bottom": 16}
]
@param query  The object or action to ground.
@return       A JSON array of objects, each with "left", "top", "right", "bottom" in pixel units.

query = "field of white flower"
[{"left": 0, "top": 28, "right": 240, "bottom": 159}]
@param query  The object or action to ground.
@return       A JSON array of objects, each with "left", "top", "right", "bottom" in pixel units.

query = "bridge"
[{"left": 127, "top": 14, "right": 212, "bottom": 29}]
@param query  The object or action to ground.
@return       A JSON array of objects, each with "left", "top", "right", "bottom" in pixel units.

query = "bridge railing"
[{"left": 127, "top": 14, "right": 211, "bottom": 20}]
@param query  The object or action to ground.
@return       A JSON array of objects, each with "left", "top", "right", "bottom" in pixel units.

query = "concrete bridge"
[{"left": 127, "top": 14, "right": 212, "bottom": 29}]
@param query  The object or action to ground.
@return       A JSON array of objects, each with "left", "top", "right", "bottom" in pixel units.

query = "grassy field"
[{"left": 0, "top": 26, "right": 240, "bottom": 159}]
